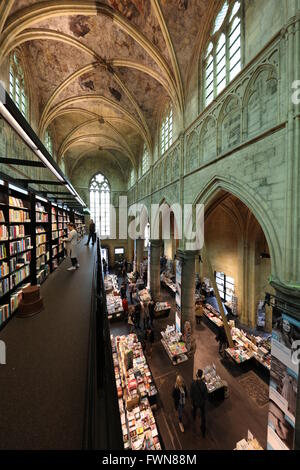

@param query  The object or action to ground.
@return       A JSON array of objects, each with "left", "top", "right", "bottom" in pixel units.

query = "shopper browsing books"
[
  {"left": 190, "top": 369, "right": 208, "bottom": 438},
  {"left": 216, "top": 325, "right": 229, "bottom": 356},
  {"left": 63, "top": 223, "right": 79, "bottom": 271},
  {"left": 172, "top": 375, "right": 188, "bottom": 433},
  {"left": 85, "top": 219, "right": 96, "bottom": 246}
]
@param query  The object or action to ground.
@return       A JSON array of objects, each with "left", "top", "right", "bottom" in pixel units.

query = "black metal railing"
[{"left": 83, "top": 238, "right": 123, "bottom": 450}]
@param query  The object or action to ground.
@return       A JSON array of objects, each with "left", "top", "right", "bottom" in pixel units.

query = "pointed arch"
[{"left": 193, "top": 175, "right": 282, "bottom": 280}]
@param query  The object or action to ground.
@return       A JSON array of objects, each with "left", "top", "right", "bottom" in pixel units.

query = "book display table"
[
  {"left": 111, "top": 334, "right": 161, "bottom": 451},
  {"left": 154, "top": 301, "right": 171, "bottom": 318},
  {"left": 160, "top": 325, "right": 188, "bottom": 365},
  {"left": 203, "top": 364, "right": 225, "bottom": 399}
]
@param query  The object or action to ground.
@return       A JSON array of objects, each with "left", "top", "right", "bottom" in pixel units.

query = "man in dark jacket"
[
  {"left": 86, "top": 219, "right": 96, "bottom": 245},
  {"left": 190, "top": 369, "right": 208, "bottom": 438},
  {"left": 216, "top": 325, "right": 229, "bottom": 355}
]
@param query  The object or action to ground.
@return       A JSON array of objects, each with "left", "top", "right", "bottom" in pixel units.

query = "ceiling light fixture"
[{"left": 0, "top": 102, "right": 38, "bottom": 151}]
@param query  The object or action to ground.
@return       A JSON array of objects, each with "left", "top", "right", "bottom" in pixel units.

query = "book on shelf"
[
  {"left": 0, "top": 277, "right": 10, "bottom": 297},
  {"left": 0, "top": 210, "right": 5, "bottom": 223},
  {"left": 0, "top": 244, "right": 7, "bottom": 259},
  {"left": 10, "top": 284, "right": 30, "bottom": 314},
  {"left": 10, "top": 264, "right": 30, "bottom": 290},
  {"left": 9, "top": 209, "right": 30, "bottom": 223},
  {"left": 9, "top": 196, "right": 25, "bottom": 208},
  {"left": 36, "top": 212, "right": 48, "bottom": 223},
  {"left": 0, "top": 304, "right": 9, "bottom": 325},
  {"left": 9, "top": 238, "right": 32, "bottom": 255},
  {"left": 10, "top": 253, "right": 31, "bottom": 272},
  {"left": 0, "top": 225, "right": 8, "bottom": 241},
  {"left": 0, "top": 261, "right": 9, "bottom": 278},
  {"left": 9, "top": 225, "right": 25, "bottom": 239},
  {"left": 36, "top": 234, "right": 47, "bottom": 246}
]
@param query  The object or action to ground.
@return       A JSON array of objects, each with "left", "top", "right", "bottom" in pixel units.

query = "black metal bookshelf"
[{"left": 0, "top": 176, "right": 84, "bottom": 331}]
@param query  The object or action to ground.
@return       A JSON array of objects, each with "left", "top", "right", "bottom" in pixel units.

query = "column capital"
[
  {"left": 270, "top": 279, "right": 300, "bottom": 320},
  {"left": 176, "top": 249, "right": 198, "bottom": 262},
  {"left": 150, "top": 239, "right": 162, "bottom": 248}
]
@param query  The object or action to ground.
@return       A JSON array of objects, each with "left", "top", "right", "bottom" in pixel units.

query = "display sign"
[
  {"left": 175, "top": 259, "right": 182, "bottom": 333},
  {"left": 114, "top": 247, "right": 124, "bottom": 255},
  {"left": 267, "top": 312, "right": 300, "bottom": 450},
  {"left": 175, "top": 311, "right": 181, "bottom": 334},
  {"left": 175, "top": 260, "right": 182, "bottom": 311}
]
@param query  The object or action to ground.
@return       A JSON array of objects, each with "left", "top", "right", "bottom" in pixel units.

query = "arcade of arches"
[{"left": 0, "top": 0, "right": 300, "bottom": 453}]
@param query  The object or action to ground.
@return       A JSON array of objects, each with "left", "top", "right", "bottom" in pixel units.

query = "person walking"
[
  {"left": 102, "top": 257, "right": 107, "bottom": 275},
  {"left": 172, "top": 375, "right": 188, "bottom": 433},
  {"left": 128, "top": 310, "right": 135, "bottom": 333},
  {"left": 120, "top": 282, "right": 127, "bottom": 300},
  {"left": 190, "top": 369, "right": 208, "bottom": 438},
  {"left": 134, "top": 302, "right": 141, "bottom": 329},
  {"left": 62, "top": 223, "right": 79, "bottom": 271},
  {"left": 145, "top": 326, "right": 154, "bottom": 357},
  {"left": 148, "top": 300, "right": 155, "bottom": 327},
  {"left": 85, "top": 219, "right": 96, "bottom": 246},
  {"left": 122, "top": 296, "right": 129, "bottom": 321},
  {"left": 128, "top": 282, "right": 134, "bottom": 304},
  {"left": 216, "top": 325, "right": 228, "bottom": 356}
]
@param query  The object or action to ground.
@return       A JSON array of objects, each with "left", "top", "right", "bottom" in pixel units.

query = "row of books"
[
  {"left": 9, "top": 238, "right": 32, "bottom": 256},
  {"left": 36, "top": 234, "right": 47, "bottom": 246},
  {"left": 0, "top": 303, "right": 9, "bottom": 325},
  {"left": 9, "top": 225, "right": 25, "bottom": 239},
  {"left": 10, "top": 253, "right": 30, "bottom": 272},
  {"left": 36, "top": 253, "right": 49, "bottom": 270},
  {"left": 0, "top": 277, "right": 9, "bottom": 297},
  {"left": 0, "top": 245, "right": 7, "bottom": 259},
  {"left": 37, "top": 264, "right": 50, "bottom": 284},
  {"left": 36, "top": 212, "right": 48, "bottom": 223},
  {"left": 0, "top": 262, "right": 9, "bottom": 279},
  {"left": 10, "top": 264, "right": 30, "bottom": 290},
  {"left": 37, "top": 244, "right": 47, "bottom": 258},
  {"left": 9, "top": 209, "right": 30, "bottom": 223},
  {"left": 9, "top": 196, "right": 26, "bottom": 208},
  {"left": 0, "top": 225, "right": 8, "bottom": 241}
]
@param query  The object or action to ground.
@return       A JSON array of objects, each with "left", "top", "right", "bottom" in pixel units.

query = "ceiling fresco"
[{"left": 0, "top": 0, "right": 216, "bottom": 183}]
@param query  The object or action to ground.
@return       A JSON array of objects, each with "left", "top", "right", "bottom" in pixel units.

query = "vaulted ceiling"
[{"left": 0, "top": 0, "right": 220, "bottom": 183}]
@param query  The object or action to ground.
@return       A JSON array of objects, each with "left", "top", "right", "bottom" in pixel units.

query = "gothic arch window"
[
  {"left": 142, "top": 143, "right": 150, "bottom": 175},
  {"left": 89, "top": 173, "right": 110, "bottom": 237},
  {"left": 160, "top": 104, "right": 173, "bottom": 155},
  {"left": 203, "top": 1, "right": 242, "bottom": 108},
  {"left": 129, "top": 168, "right": 135, "bottom": 189},
  {"left": 45, "top": 130, "right": 53, "bottom": 155},
  {"left": 9, "top": 52, "right": 29, "bottom": 119}
]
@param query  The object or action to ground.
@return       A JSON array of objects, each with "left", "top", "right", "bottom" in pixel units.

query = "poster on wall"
[
  {"left": 175, "top": 259, "right": 182, "bottom": 332},
  {"left": 267, "top": 311, "right": 300, "bottom": 450}
]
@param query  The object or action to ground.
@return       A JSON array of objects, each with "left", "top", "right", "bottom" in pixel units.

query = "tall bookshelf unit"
[{"left": 0, "top": 178, "right": 84, "bottom": 331}]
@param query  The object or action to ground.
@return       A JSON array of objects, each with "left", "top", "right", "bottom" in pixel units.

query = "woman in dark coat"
[{"left": 172, "top": 375, "right": 188, "bottom": 433}]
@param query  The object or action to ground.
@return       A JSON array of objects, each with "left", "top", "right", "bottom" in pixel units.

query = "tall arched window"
[
  {"left": 45, "top": 130, "right": 53, "bottom": 155},
  {"left": 9, "top": 52, "right": 29, "bottom": 119},
  {"left": 160, "top": 105, "right": 173, "bottom": 155},
  {"left": 204, "top": 1, "right": 242, "bottom": 107},
  {"left": 89, "top": 173, "right": 110, "bottom": 237},
  {"left": 142, "top": 143, "right": 150, "bottom": 175},
  {"left": 129, "top": 168, "right": 135, "bottom": 189}
]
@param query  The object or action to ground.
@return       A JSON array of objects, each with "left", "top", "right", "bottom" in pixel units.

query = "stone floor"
[{"left": 110, "top": 283, "right": 270, "bottom": 450}]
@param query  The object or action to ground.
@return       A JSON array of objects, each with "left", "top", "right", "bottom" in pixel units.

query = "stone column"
[
  {"left": 177, "top": 249, "right": 197, "bottom": 330},
  {"left": 150, "top": 240, "right": 161, "bottom": 301},
  {"left": 135, "top": 238, "right": 144, "bottom": 273}
]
